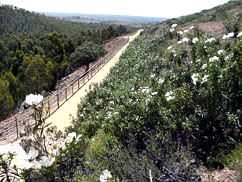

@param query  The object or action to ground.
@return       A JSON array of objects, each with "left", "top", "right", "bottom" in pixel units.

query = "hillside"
[
  {"left": 0, "top": 5, "right": 129, "bottom": 121},
  {"left": 0, "top": 1, "right": 242, "bottom": 182},
  {"left": 70, "top": 1, "right": 242, "bottom": 181},
  {"left": 148, "top": 0, "right": 242, "bottom": 37},
  {"left": 43, "top": 12, "right": 168, "bottom": 24}
]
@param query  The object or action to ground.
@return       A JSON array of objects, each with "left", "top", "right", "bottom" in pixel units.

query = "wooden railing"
[{"left": 0, "top": 37, "right": 129, "bottom": 143}]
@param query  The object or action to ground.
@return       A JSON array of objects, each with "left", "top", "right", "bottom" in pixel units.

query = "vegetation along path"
[{"left": 44, "top": 30, "right": 143, "bottom": 133}]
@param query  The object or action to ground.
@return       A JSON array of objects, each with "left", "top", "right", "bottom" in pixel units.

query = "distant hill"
[
  {"left": 42, "top": 12, "right": 168, "bottom": 24},
  {"left": 0, "top": 4, "right": 129, "bottom": 121}
]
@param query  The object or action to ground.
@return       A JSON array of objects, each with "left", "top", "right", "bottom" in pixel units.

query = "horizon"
[
  {"left": 0, "top": 0, "right": 230, "bottom": 18},
  {"left": 41, "top": 12, "right": 168, "bottom": 19}
]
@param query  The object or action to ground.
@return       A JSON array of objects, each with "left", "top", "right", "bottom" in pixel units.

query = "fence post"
[
  {"left": 65, "top": 87, "right": 68, "bottom": 100},
  {"left": 48, "top": 99, "right": 50, "bottom": 116},
  {"left": 57, "top": 92, "right": 59, "bottom": 108},
  {"left": 15, "top": 116, "right": 18, "bottom": 138}
]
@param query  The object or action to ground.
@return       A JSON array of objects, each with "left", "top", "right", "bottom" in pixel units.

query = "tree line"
[{"left": 0, "top": 5, "right": 129, "bottom": 120}]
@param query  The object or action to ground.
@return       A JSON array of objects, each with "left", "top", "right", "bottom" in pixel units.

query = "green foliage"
[
  {"left": 0, "top": 79, "right": 14, "bottom": 120},
  {"left": 70, "top": 41, "right": 106, "bottom": 69},
  {"left": 84, "top": 129, "right": 119, "bottom": 168},
  {"left": 0, "top": 5, "right": 128, "bottom": 120},
  {"left": 165, "top": 0, "right": 242, "bottom": 26},
  {"left": 77, "top": 22, "right": 242, "bottom": 165},
  {"left": 2, "top": 1, "right": 242, "bottom": 180},
  {"left": 18, "top": 55, "right": 54, "bottom": 94}
]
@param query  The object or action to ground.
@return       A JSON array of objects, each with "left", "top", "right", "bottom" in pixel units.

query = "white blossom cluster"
[
  {"left": 191, "top": 73, "right": 199, "bottom": 85},
  {"left": 222, "top": 32, "right": 234, "bottom": 39},
  {"left": 205, "top": 37, "right": 216, "bottom": 43},
  {"left": 191, "top": 73, "right": 209, "bottom": 85},
  {"left": 237, "top": 32, "right": 242, "bottom": 38},
  {"left": 0, "top": 132, "right": 81, "bottom": 170},
  {"left": 209, "top": 56, "right": 220, "bottom": 62},
  {"left": 100, "top": 169, "right": 112, "bottom": 182},
  {"left": 192, "top": 37, "right": 199, "bottom": 43},
  {"left": 218, "top": 50, "right": 224, "bottom": 55},
  {"left": 170, "top": 24, "right": 177, "bottom": 32},
  {"left": 165, "top": 91, "right": 175, "bottom": 101},
  {"left": 25, "top": 94, "right": 43, "bottom": 106}
]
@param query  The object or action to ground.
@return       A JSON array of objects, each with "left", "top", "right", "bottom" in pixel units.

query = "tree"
[
  {"left": 19, "top": 55, "right": 54, "bottom": 94},
  {"left": 70, "top": 41, "right": 106, "bottom": 70},
  {"left": 43, "top": 31, "right": 69, "bottom": 81},
  {"left": 1, "top": 72, "right": 21, "bottom": 105},
  {"left": 0, "top": 79, "right": 14, "bottom": 120}
]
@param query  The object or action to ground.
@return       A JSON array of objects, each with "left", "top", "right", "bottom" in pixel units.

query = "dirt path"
[{"left": 45, "top": 30, "right": 143, "bottom": 133}]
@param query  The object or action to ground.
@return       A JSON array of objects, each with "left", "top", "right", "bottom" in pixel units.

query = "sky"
[{"left": 0, "top": 0, "right": 230, "bottom": 18}]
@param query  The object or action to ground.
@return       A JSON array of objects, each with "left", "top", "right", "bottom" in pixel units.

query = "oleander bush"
[
  {"left": 74, "top": 15, "right": 242, "bottom": 180},
  {"left": 1, "top": 1, "right": 242, "bottom": 181}
]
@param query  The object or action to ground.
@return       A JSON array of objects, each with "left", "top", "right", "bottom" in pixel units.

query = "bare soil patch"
[
  {"left": 228, "top": 5, "right": 242, "bottom": 14},
  {"left": 181, "top": 21, "right": 226, "bottom": 38},
  {"left": 198, "top": 21, "right": 226, "bottom": 38},
  {"left": 200, "top": 166, "right": 238, "bottom": 182}
]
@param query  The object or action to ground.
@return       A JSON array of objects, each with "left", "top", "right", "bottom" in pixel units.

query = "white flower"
[
  {"left": 76, "top": 134, "right": 82, "bottom": 142},
  {"left": 12, "top": 144, "right": 38, "bottom": 169},
  {"left": 53, "top": 149, "right": 60, "bottom": 156},
  {"left": 177, "top": 40, "right": 182, "bottom": 44},
  {"left": 192, "top": 37, "right": 199, "bottom": 43},
  {"left": 172, "top": 24, "right": 177, "bottom": 28},
  {"left": 178, "top": 31, "right": 183, "bottom": 35},
  {"left": 151, "top": 92, "right": 158, "bottom": 96},
  {"left": 27, "top": 149, "right": 39, "bottom": 160},
  {"left": 158, "top": 78, "right": 165, "bottom": 84},
  {"left": 64, "top": 132, "right": 82, "bottom": 145},
  {"left": 12, "top": 144, "right": 28, "bottom": 159},
  {"left": 223, "top": 32, "right": 234, "bottom": 39},
  {"left": 184, "top": 30, "right": 189, "bottom": 33},
  {"left": 100, "top": 170, "right": 112, "bottom": 182},
  {"left": 170, "top": 28, "right": 175, "bottom": 32},
  {"left": 190, "top": 26, "right": 194, "bottom": 30},
  {"left": 151, "top": 74, "right": 155, "bottom": 78},
  {"left": 0, "top": 143, "right": 11, "bottom": 155},
  {"left": 191, "top": 73, "right": 199, "bottom": 85},
  {"left": 165, "top": 91, "right": 175, "bottom": 101},
  {"left": 237, "top": 32, "right": 242, "bottom": 38},
  {"left": 141, "top": 86, "right": 150, "bottom": 94},
  {"left": 201, "top": 64, "right": 207, "bottom": 70},
  {"left": 201, "top": 75, "right": 209, "bottom": 83},
  {"left": 218, "top": 50, "right": 224, "bottom": 55},
  {"left": 40, "top": 156, "right": 55, "bottom": 167},
  {"left": 25, "top": 94, "right": 43, "bottom": 105},
  {"left": 205, "top": 38, "right": 216, "bottom": 43},
  {"left": 168, "top": 46, "right": 172, "bottom": 50},
  {"left": 182, "top": 37, "right": 189, "bottom": 43},
  {"left": 209, "top": 56, "right": 219, "bottom": 62},
  {"left": 18, "top": 160, "right": 36, "bottom": 169}
]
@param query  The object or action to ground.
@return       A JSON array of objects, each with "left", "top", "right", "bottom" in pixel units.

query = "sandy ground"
[{"left": 46, "top": 30, "right": 143, "bottom": 133}]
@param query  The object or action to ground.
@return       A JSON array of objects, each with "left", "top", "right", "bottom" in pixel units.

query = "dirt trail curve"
[
  {"left": 0, "top": 30, "right": 142, "bottom": 146},
  {"left": 47, "top": 30, "right": 143, "bottom": 132}
]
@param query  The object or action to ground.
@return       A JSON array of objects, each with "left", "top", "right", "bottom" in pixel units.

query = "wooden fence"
[{"left": 0, "top": 37, "right": 129, "bottom": 144}]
